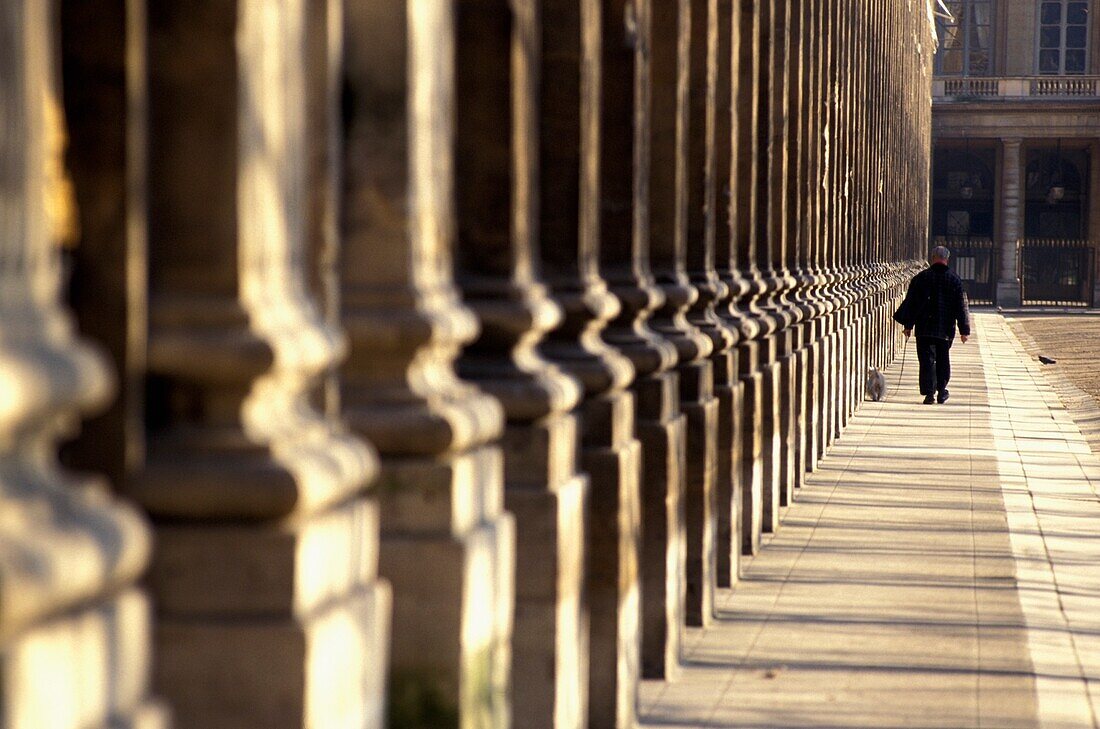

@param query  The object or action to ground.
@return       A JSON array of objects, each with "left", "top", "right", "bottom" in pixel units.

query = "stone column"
[
  {"left": 778, "top": 0, "right": 804, "bottom": 512},
  {"left": 340, "top": 2, "right": 514, "bottom": 726},
  {"left": 649, "top": 0, "right": 719, "bottom": 629},
  {"left": 714, "top": 0, "right": 747, "bottom": 588},
  {"left": 450, "top": 3, "right": 589, "bottom": 726},
  {"left": 303, "top": 0, "right": 343, "bottom": 418},
  {"left": 754, "top": 0, "right": 788, "bottom": 536},
  {"left": 130, "top": 2, "right": 389, "bottom": 726},
  {"left": 535, "top": 1, "right": 644, "bottom": 725},
  {"left": 0, "top": 3, "right": 164, "bottom": 726},
  {"left": 997, "top": 138, "right": 1023, "bottom": 307},
  {"left": 1090, "top": 142, "right": 1100, "bottom": 306},
  {"left": 685, "top": 0, "right": 737, "bottom": 626},
  {"left": 798, "top": 0, "right": 828, "bottom": 479},
  {"left": 598, "top": 0, "right": 686, "bottom": 682},
  {"left": 733, "top": 0, "right": 769, "bottom": 557},
  {"left": 57, "top": 0, "right": 147, "bottom": 485}
]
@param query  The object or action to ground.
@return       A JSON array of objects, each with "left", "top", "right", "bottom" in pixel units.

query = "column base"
[
  {"left": 997, "top": 281, "right": 1021, "bottom": 308},
  {"left": 156, "top": 585, "right": 390, "bottom": 729},
  {"left": 378, "top": 447, "right": 515, "bottom": 729},
  {"left": 583, "top": 392, "right": 642, "bottom": 729},
  {"left": 681, "top": 361, "right": 719, "bottom": 628},
  {"left": 715, "top": 350, "right": 742, "bottom": 589},
  {"left": 3, "top": 590, "right": 169, "bottom": 729},
  {"left": 636, "top": 372, "right": 686, "bottom": 681}
]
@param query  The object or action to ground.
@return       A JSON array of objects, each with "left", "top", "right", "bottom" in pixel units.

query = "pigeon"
[{"left": 1038, "top": 355, "right": 1057, "bottom": 365}]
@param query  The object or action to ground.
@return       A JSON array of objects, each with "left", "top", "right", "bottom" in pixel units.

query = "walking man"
[{"left": 893, "top": 246, "right": 971, "bottom": 404}]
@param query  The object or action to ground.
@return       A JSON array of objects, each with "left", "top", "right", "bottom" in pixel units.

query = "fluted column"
[
  {"left": 535, "top": 1, "right": 644, "bottom": 725},
  {"left": 598, "top": 0, "right": 686, "bottom": 681},
  {"left": 650, "top": 0, "right": 719, "bottom": 629},
  {"left": 997, "top": 138, "right": 1023, "bottom": 307},
  {"left": 340, "top": 2, "right": 514, "bottom": 726},
  {"left": 128, "top": 3, "right": 388, "bottom": 726},
  {"left": 0, "top": 4, "right": 164, "bottom": 726},
  {"left": 451, "top": 3, "right": 589, "bottom": 726}
]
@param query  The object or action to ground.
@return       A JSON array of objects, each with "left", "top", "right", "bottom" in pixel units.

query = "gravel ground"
[{"left": 1004, "top": 311, "right": 1100, "bottom": 452}]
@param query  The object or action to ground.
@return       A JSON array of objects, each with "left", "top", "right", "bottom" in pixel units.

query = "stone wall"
[{"left": 0, "top": 0, "right": 935, "bottom": 727}]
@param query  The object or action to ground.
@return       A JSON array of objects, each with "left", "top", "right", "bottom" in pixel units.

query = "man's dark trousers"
[{"left": 916, "top": 336, "right": 951, "bottom": 396}]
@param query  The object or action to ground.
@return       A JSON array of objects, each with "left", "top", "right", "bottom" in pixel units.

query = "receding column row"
[{"left": 3, "top": 0, "right": 939, "bottom": 727}]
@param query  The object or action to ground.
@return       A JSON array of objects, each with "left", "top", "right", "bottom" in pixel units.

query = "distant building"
[{"left": 932, "top": 0, "right": 1100, "bottom": 306}]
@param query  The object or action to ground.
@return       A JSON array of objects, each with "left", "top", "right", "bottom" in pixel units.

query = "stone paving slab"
[{"left": 639, "top": 313, "right": 1100, "bottom": 728}]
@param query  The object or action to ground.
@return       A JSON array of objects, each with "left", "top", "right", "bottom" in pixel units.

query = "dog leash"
[{"left": 896, "top": 335, "right": 908, "bottom": 393}]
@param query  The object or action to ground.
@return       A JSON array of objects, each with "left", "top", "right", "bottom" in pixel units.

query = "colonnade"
[{"left": 0, "top": 0, "right": 936, "bottom": 727}]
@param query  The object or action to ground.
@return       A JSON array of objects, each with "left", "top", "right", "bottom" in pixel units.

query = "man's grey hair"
[{"left": 931, "top": 245, "right": 951, "bottom": 261}]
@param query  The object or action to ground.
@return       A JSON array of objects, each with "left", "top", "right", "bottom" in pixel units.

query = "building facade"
[
  {"left": 2, "top": 1, "right": 936, "bottom": 728},
  {"left": 932, "top": 0, "right": 1100, "bottom": 306}
]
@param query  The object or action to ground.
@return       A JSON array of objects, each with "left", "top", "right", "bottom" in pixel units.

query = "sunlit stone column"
[
  {"left": 535, "top": 2, "right": 644, "bottom": 725},
  {"left": 997, "top": 138, "right": 1023, "bottom": 307},
  {"left": 714, "top": 0, "right": 747, "bottom": 587},
  {"left": 598, "top": 0, "right": 686, "bottom": 681},
  {"left": 0, "top": 4, "right": 164, "bottom": 727},
  {"left": 650, "top": 0, "right": 719, "bottom": 629},
  {"left": 795, "top": 0, "right": 827, "bottom": 480},
  {"left": 733, "top": 0, "right": 770, "bottom": 557},
  {"left": 754, "top": 0, "right": 789, "bottom": 536},
  {"left": 129, "top": 3, "right": 389, "bottom": 726},
  {"left": 685, "top": 0, "right": 737, "bottom": 625},
  {"left": 800, "top": 0, "right": 828, "bottom": 474},
  {"left": 778, "top": 0, "right": 807, "bottom": 506},
  {"left": 450, "top": 3, "right": 589, "bottom": 726},
  {"left": 340, "top": 2, "right": 513, "bottom": 726}
]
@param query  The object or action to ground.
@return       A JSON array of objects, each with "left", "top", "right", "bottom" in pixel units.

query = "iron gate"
[{"left": 1019, "top": 239, "right": 1096, "bottom": 307}]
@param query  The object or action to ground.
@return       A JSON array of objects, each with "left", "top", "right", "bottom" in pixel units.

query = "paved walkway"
[{"left": 640, "top": 313, "right": 1100, "bottom": 728}]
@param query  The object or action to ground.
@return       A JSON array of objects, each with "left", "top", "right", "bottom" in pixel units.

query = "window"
[
  {"left": 1039, "top": 1, "right": 1090, "bottom": 74},
  {"left": 935, "top": 0, "right": 995, "bottom": 76}
]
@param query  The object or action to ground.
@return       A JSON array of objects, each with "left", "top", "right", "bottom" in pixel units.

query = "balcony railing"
[{"left": 933, "top": 76, "right": 1100, "bottom": 100}]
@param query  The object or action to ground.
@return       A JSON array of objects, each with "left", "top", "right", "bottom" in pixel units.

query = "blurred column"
[
  {"left": 598, "top": 0, "right": 686, "bottom": 682},
  {"left": 450, "top": 3, "right": 588, "bottom": 726},
  {"left": 340, "top": 2, "right": 514, "bottom": 726},
  {"left": 997, "top": 138, "right": 1023, "bottom": 307},
  {"left": 303, "top": 0, "right": 343, "bottom": 418},
  {"left": 535, "top": 1, "right": 645, "bottom": 725},
  {"left": 0, "top": 3, "right": 164, "bottom": 727},
  {"left": 131, "top": 1, "right": 389, "bottom": 726},
  {"left": 649, "top": 0, "right": 719, "bottom": 629}
]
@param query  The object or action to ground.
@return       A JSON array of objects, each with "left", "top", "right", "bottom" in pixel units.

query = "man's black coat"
[{"left": 893, "top": 262, "right": 972, "bottom": 341}]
